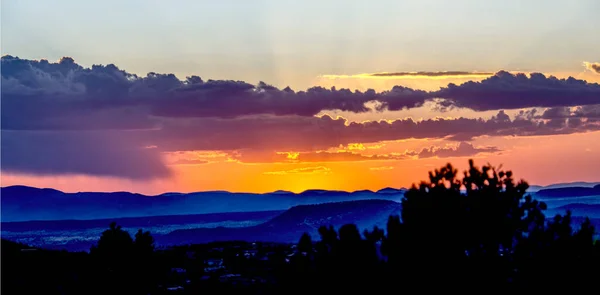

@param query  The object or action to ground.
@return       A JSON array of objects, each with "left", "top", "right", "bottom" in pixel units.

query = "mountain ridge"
[
  {"left": 4, "top": 181, "right": 598, "bottom": 196},
  {"left": 0, "top": 185, "right": 406, "bottom": 222},
  {"left": 3, "top": 182, "right": 599, "bottom": 223},
  {"left": 161, "top": 199, "right": 402, "bottom": 245}
]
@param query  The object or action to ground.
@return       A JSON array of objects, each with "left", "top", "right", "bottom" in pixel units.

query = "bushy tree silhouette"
[
  {"left": 4, "top": 159, "right": 599, "bottom": 293},
  {"left": 289, "top": 159, "right": 599, "bottom": 292},
  {"left": 90, "top": 223, "right": 158, "bottom": 294},
  {"left": 514, "top": 210, "right": 598, "bottom": 291},
  {"left": 134, "top": 229, "right": 155, "bottom": 255},
  {"left": 91, "top": 222, "right": 134, "bottom": 270},
  {"left": 297, "top": 232, "right": 312, "bottom": 254}
]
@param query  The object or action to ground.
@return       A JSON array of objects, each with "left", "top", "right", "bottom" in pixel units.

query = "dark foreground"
[
  {"left": 3, "top": 161, "right": 600, "bottom": 294},
  {"left": 3, "top": 221, "right": 600, "bottom": 295}
]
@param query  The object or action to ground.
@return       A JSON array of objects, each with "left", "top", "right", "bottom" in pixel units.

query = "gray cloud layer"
[
  {"left": 1, "top": 130, "right": 171, "bottom": 179},
  {"left": 412, "top": 142, "right": 500, "bottom": 159},
  {"left": 3, "top": 56, "right": 600, "bottom": 131},
  {"left": 2, "top": 56, "right": 600, "bottom": 179}
]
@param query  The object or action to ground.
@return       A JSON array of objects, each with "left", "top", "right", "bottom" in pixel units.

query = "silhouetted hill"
[
  {"left": 546, "top": 203, "right": 600, "bottom": 219},
  {"left": 376, "top": 187, "right": 406, "bottom": 194},
  {"left": 160, "top": 199, "right": 401, "bottom": 245},
  {"left": 534, "top": 186, "right": 600, "bottom": 198},
  {"left": 527, "top": 182, "right": 600, "bottom": 192},
  {"left": 0, "top": 210, "right": 284, "bottom": 232},
  {"left": 3, "top": 183, "right": 597, "bottom": 222},
  {"left": 0, "top": 186, "right": 404, "bottom": 222}
]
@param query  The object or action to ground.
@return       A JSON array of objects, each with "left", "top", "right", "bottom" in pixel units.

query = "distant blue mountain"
[
  {"left": 0, "top": 185, "right": 406, "bottom": 222},
  {"left": 0, "top": 210, "right": 284, "bottom": 232},
  {"left": 545, "top": 203, "right": 600, "bottom": 219},
  {"left": 376, "top": 187, "right": 407, "bottom": 194},
  {"left": 2, "top": 196, "right": 599, "bottom": 252},
  {"left": 2, "top": 181, "right": 598, "bottom": 222},
  {"left": 533, "top": 185, "right": 600, "bottom": 198},
  {"left": 528, "top": 182, "right": 600, "bottom": 192}
]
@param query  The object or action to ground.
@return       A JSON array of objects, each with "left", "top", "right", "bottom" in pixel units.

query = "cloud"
[
  {"left": 521, "top": 105, "right": 600, "bottom": 120},
  {"left": 0, "top": 130, "right": 171, "bottom": 179},
  {"left": 4, "top": 56, "right": 600, "bottom": 132},
  {"left": 583, "top": 61, "right": 600, "bottom": 74},
  {"left": 164, "top": 150, "right": 230, "bottom": 165},
  {"left": 369, "top": 166, "right": 394, "bottom": 171},
  {"left": 2, "top": 93, "right": 599, "bottom": 178},
  {"left": 2, "top": 56, "right": 600, "bottom": 178},
  {"left": 138, "top": 111, "right": 600, "bottom": 153},
  {"left": 435, "top": 71, "right": 600, "bottom": 111},
  {"left": 233, "top": 150, "right": 409, "bottom": 164},
  {"left": 320, "top": 71, "right": 494, "bottom": 80},
  {"left": 263, "top": 166, "right": 331, "bottom": 175},
  {"left": 415, "top": 142, "right": 500, "bottom": 159},
  {"left": 0, "top": 55, "right": 425, "bottom": 129},
  {"left": 224, "top": 142, "right": 499, "bottom": 164},
  {"left": 371, "top": 71, "right": 495, "bottom": 78},
  {"left": 168, "top": 159, "right": 210, "bottom": 165}
]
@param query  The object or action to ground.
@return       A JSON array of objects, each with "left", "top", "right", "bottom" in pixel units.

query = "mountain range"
[
  {"left": 2, "top": 182, "right": 600, "bottom": 222},
  {"left": 0, "top": 185, "right": 406, "bottom": 222},
  {"left": 527, "top": 182, "right": 600, "bottom": 192}
]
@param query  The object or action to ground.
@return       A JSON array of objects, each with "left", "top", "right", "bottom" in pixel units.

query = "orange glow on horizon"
[{"left": 3, "top": 131, "right": 600, "bottom": 195}]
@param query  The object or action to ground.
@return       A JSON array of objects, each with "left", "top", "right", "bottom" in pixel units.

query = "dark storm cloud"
[{"left": 0, "top": 130, "right": 171, "bottom": 179}]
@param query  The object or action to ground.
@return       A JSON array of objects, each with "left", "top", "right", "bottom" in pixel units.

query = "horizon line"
[{"left": 2, "top": 181, "right": 600, "bottom": 196}]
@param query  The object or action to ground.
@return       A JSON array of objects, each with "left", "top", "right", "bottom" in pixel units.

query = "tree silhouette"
[
  {"left": 89, "top": 223, "right": 159, "bottom": 294},
  {"left": 297, "top": 232, "right": 313, "bottom": 254},
  {"left": 294, "top": 159, "right": 599, "bottom": 291},
  {"left": 134, "top": 229, "right": 155, "bottom": 255},
  {"left": 91, "top": 222, "right": 134, "bottom": 268},
  {"left": 394, "top": 160, "right": 554, "bottom": 289}
]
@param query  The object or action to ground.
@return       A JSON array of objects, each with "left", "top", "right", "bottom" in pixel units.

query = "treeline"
[
  {"left": 278, "top": 160, "right": 600, "bottom": 292},
  {"left": 2, "top": 224, "right": 163, "bottom": 295},
  {"left": 3, "top": 160, "right": 599, "bottom": 294}
]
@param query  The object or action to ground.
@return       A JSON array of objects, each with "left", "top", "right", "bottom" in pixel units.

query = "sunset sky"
[{"left": 2, "top": 0, "right": 600, "bottom": 194}]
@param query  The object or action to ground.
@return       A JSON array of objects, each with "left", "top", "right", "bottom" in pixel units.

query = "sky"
[{"left": 1, "top": 0, "right": 600, "bottom": 194}]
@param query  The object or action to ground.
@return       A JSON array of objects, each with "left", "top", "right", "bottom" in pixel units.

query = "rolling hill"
[
  {"left": 533, "top": 185, "right": 600, "bottom": 198},
  {"left": 545, "top": 203, "right": 600, "bottom": 219},
  {"left": 0, "top": 185, "right": 405, "bottom": 222},
  {"left": 158, "top": 199, "right": 402, "bottom": 245}
]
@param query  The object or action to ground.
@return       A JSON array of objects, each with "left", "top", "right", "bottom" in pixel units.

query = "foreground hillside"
[
  {"left": 162, "top": 199, "right": 401, "bottom": 245},
  {"left": 1, "top": 199, "right": 401, "bottom": 251},
  {"left": 533, "top": 185, "right": 600, "bottom": 198}
]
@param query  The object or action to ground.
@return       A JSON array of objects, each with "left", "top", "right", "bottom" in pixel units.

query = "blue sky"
[{"left": 3, "top": 0, "right": 599, "bottom": 89}]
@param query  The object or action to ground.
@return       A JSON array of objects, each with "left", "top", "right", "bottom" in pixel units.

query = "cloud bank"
[
  {"left": 2, "top": 56, "right": 600, "bottom": 178},
  {"left": 3, "top": 56, "right": 600, "bottom": 130}
]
